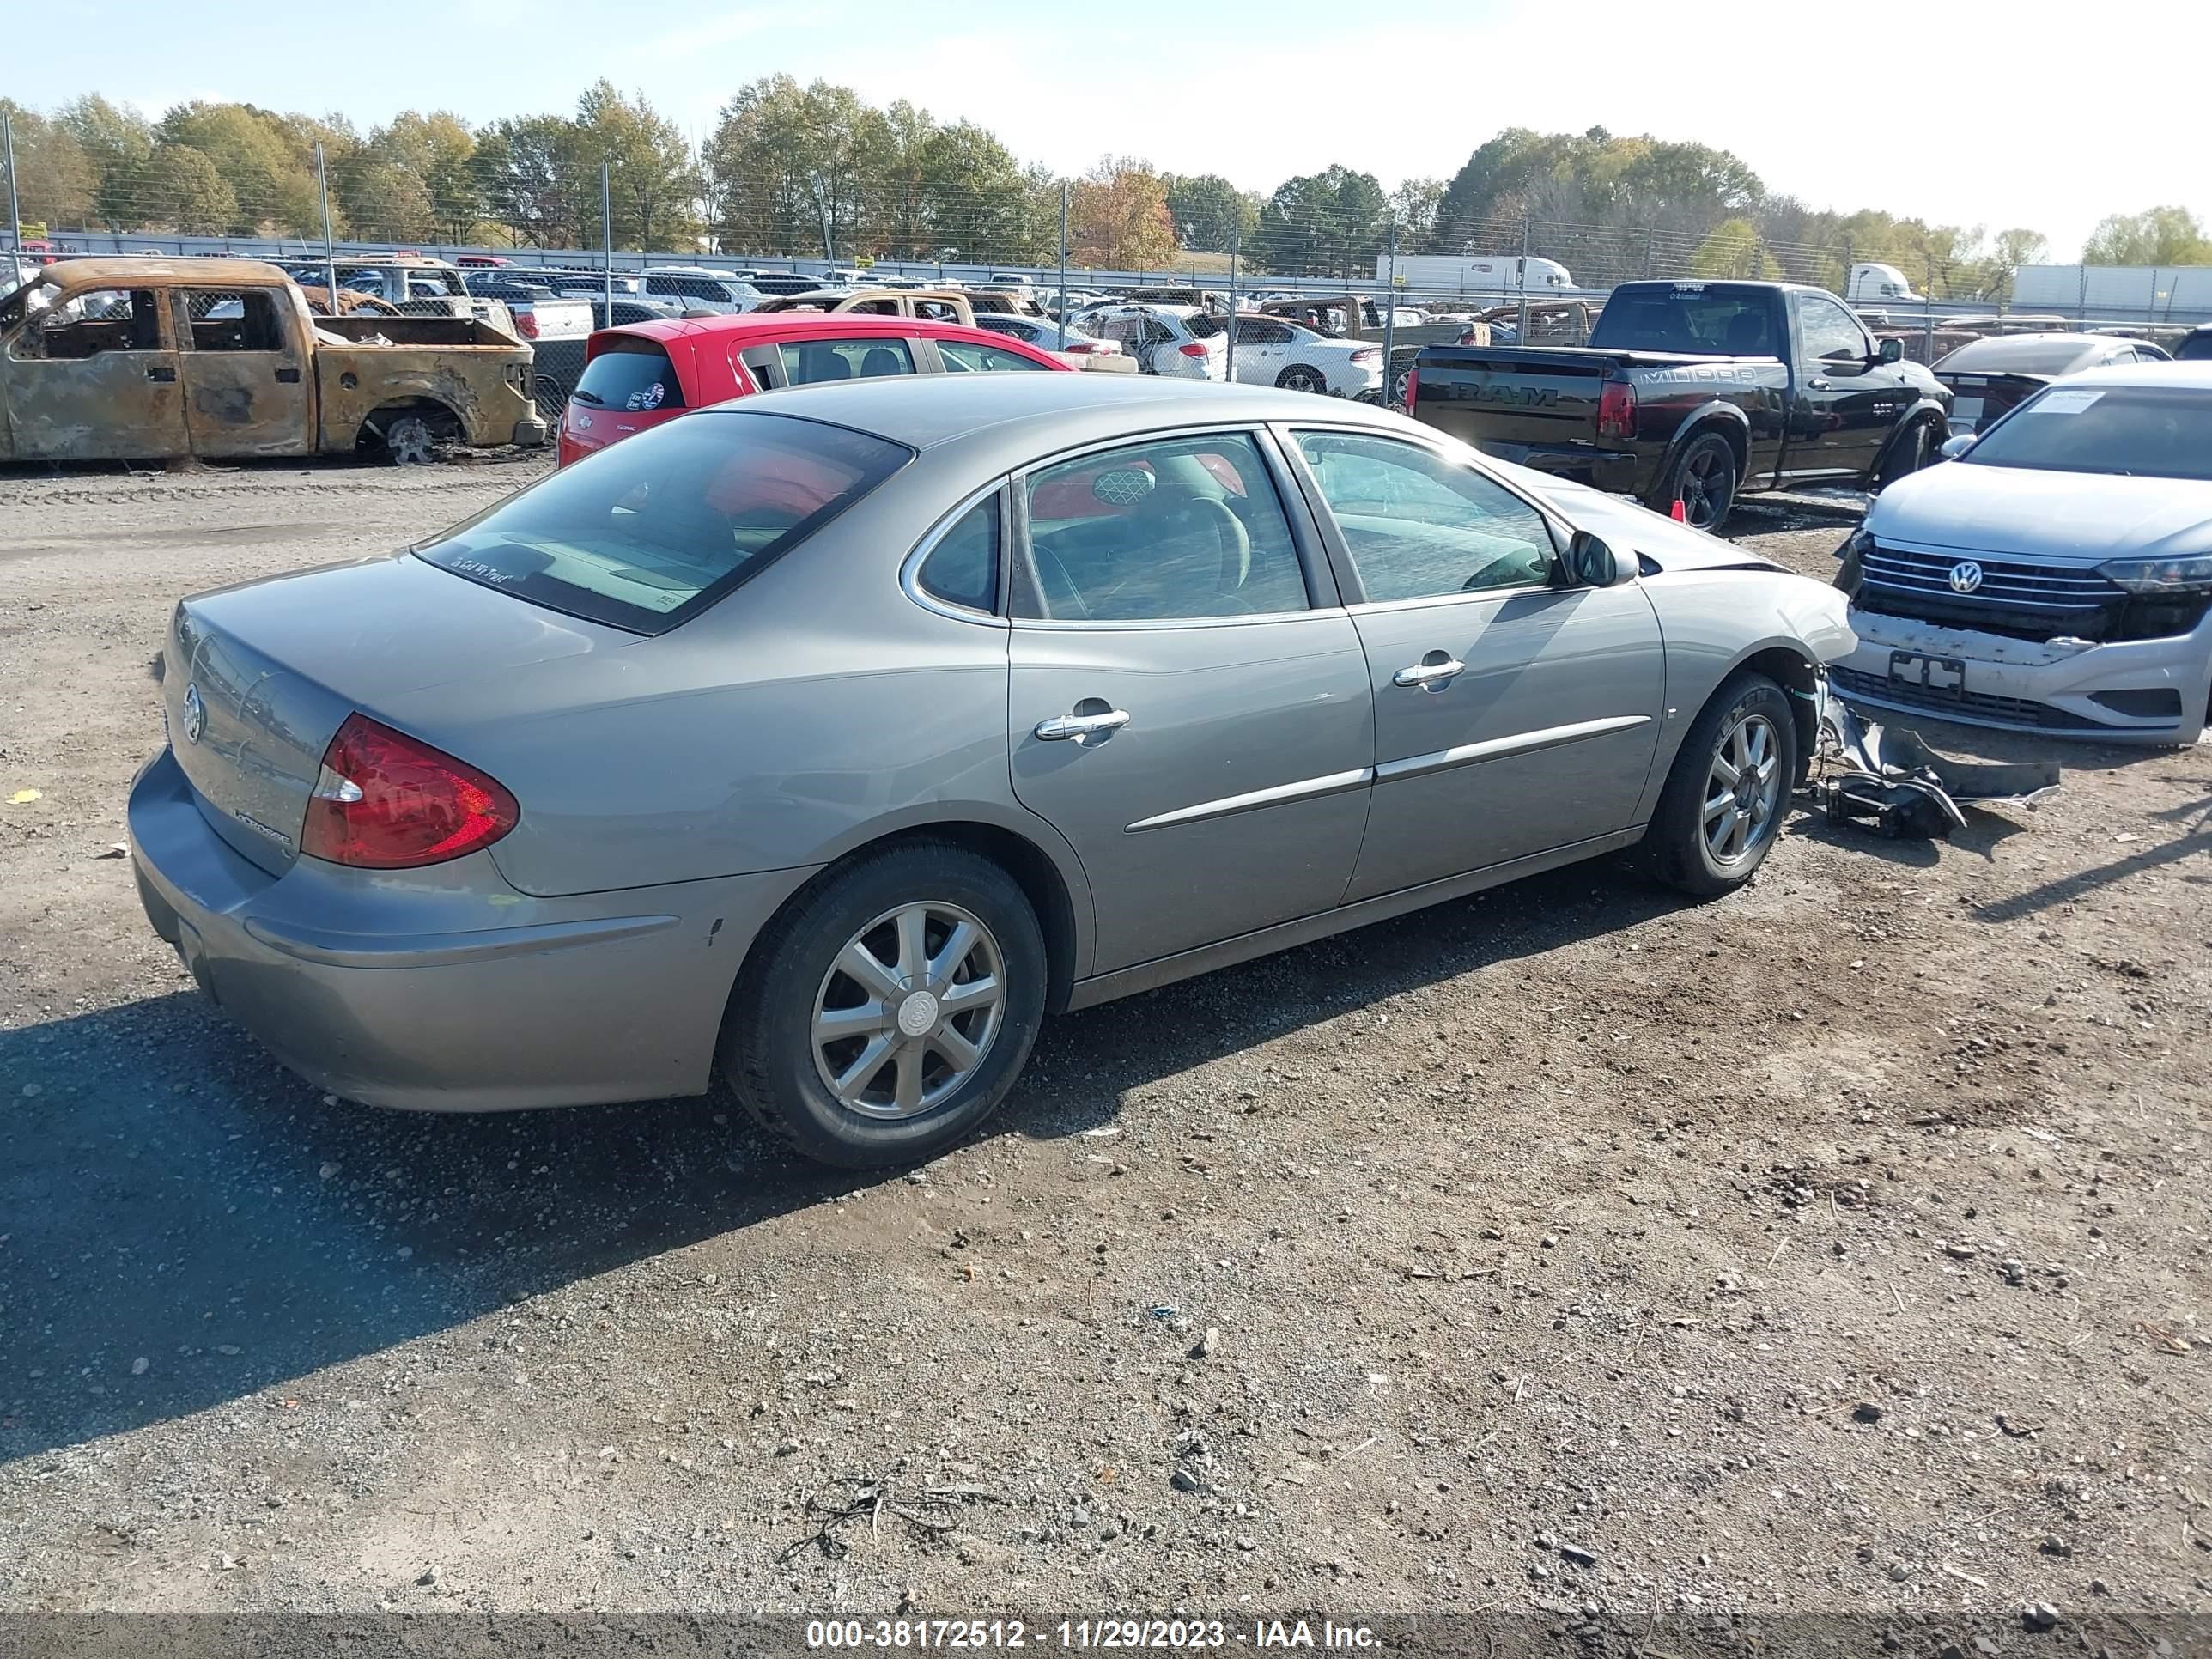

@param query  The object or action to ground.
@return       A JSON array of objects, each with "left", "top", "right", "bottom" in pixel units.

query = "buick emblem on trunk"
[
  {"left": 1948, "top": 561, "right": 1984, "bottom": 595},
  {"left": 179, "top": 683, "right": 206, "bottom": 744}
]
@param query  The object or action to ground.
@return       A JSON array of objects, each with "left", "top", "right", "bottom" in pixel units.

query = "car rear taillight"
[
  {"left": 1350, "top": 348, "right": 1382, "bottom": 364},
  {"left": 302, "top": 713, "right": 520, "bottom": 870},
  {"left": 513, "top": 310, "right": 539, "bottom": 339},
  {"left": 1177, "top": 342, "right": 1209, "bottom": 357},
  {"left": 1402, "top": 367, "right": 1421, "bottom": 407},
  {"left": 1060, "top": 340, "right": 1102, "bottom": 353},
  {"left": 1596, "top": 378, "right": 1638, "bottom": 440}
]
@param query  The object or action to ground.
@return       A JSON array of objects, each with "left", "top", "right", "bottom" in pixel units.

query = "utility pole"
[
  {"left": 1056, "top": 181, "right": 1069, "bottom": 351},
  {"left": 602, "top": 161, "right": 614, "bottom": 324},
  {"left": 316, "top": 143, "right": 337, "bottom": 308},
  {"left": 2, "top": 110, "right": 20, "bottom": 256}
]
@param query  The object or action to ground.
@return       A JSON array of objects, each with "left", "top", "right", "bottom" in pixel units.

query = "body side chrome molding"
[
  {"left": 1125, "top": 766, "right": 1373, "bottom": 833},
  {"left": 1376, "top": 714, "right": 1652, "bottom": 782}
]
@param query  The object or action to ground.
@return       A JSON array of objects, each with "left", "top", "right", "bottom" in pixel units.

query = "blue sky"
[{"left": 20, "top": 0, "right": 2211, "bottom": 258}]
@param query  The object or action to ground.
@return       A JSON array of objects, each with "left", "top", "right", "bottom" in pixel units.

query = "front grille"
[
  {"left": 1862, "top": 544, "right": 2118, "bottom": 611},
  {"left": 1831, "top": 666, "right": 2109, "bottom": 731},
  {"left": 1856, "top": 542, "right": 2212, "bottom": 644}
]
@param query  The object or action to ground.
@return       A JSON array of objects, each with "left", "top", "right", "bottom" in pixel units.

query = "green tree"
[
  {"left": 574, "top": 81, "right": 699, "bottom": 251},
  {"left": 915, "top": 121, "right": 1036, "bottom": 263},
  {"left": 1252, "top": 166, "right": 1387, "bottom": 278},
  {"left": 473, "top": 115, "right": 588, "bottom": 247},
  {"left": 155, "top": 101, "right": 321, "bottom": 233},
  {"left": 0, "top": 100, "right": 97, "bottom": 229},
  {"left": 1163, "top": 173, "right": 1259, "bottom": 253},
  {"left": 143, "top": 143, "right": 238, "bottom": 234},
  {"left": 56, "top": 94, "right": 154, "bottom": 229},
  {"left": 369, "top": 111, "right": 481, "bottom": 241},
  {"left": 1691, "top": 217, "right": 1781, "bottom": 280},
  {"left": 2082, "top": 206, "right": 2211, "bottom": 265},
  {"left": 1387, "top": 177, "right": 1445, "bottom": 247}
]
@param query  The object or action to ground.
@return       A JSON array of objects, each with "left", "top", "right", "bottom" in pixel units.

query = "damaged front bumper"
[{"left": 1835, "top": 607, "right": 2212, "bottom": 745}]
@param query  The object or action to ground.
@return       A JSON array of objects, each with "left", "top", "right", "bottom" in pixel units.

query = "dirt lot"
[{"left": 0, "top": 458, "right": 2207, "bottom": 1627}]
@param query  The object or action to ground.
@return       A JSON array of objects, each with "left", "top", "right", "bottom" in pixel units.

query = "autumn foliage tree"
[{"left": 1070, "top": 157, "right": 1176, "bottom": 271}]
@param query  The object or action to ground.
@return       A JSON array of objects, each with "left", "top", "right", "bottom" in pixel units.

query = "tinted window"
[
  {"left": 781, "top": 337, "right": 914, "bottom": 385},
  {"left": 917, "top": 498, "right": 1000, "bottom": 613},
  {"left": 1593, "top": 286, "right": 1777, "bottom": 356},
  {"left": 1021, "top": 433, "right": 1309, "bottom": 622},
  {"left": 1295, "top": 432, "right": 1555, "bottom": 601},
  {"left": 2177, "top": 332, "right": 2212, "bottom": 362},
  {"left": 937, "top": 339, "right": 1053, "bottom": 373},
  {"left": 572, "top": 339, "right": 685, "bottom": 412},
  {"left": 973, "top": 314, "right": 1027, "bottom": 338},
  {"left": 1963, "top": 386, "right": 2212, "bottom": 482},
  {"left": 416, "top": 411, "right": 910, "bottom": 633},
  {"left": 1799, "top": 295, "right": 1869, "bottom": 362}
]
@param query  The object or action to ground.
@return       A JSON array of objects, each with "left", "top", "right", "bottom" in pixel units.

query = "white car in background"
[
  {"left": 1195, "top": 313, "right": 1385, "bottom": 398},
  {"left": 1083, "top": 305, "right": 1226, "bottom": 380}
]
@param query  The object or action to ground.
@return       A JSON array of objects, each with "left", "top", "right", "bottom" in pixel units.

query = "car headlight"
[{"left": 2096, "top": 554, "right": 2212, "bottom": 594}]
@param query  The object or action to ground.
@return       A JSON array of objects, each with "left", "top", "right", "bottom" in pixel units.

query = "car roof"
[
  {"left": 1936, "top": 332, "right": 2114, "bottom": 372},
  {"left": 728, "top": 371, "right": 1404, "bottom": 459},
  {"left": 40, "top": 255, "right": 291, "bottom": 287},
  {"left": 610, "top": 313, "right": 1016, "bottom": 346},
  {"left": 2056, "top": 361, "right": 2212, "bottom": 392}
]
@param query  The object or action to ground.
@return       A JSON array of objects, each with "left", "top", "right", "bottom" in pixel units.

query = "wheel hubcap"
[
  {"left": 389, "top": 416, "right": 434, "bottom": 465},
  {"left": 812, "top": 902, "right": 1006, "bottom": 1120},
  {"left": 1701, "top": 713, "right": 1781, "bottom": 866}
]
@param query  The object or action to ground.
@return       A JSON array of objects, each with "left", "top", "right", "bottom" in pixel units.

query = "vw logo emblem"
[
  {"left": 1948, "top": 561, "right": 1984, "bottom": 595},
  {"left": 179, "top": 683, "right": 206, "bottom": 745}
]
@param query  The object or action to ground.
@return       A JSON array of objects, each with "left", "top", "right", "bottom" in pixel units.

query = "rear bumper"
[
  {"left": 1468, "top": 439, "right": 1642, "bottom": 492},
  {"left": 1836, "top": 607, "right": 2212, "bottom": 745},
  {"left": 127, "top": 745, "right": 815, "bottom": 1110}
]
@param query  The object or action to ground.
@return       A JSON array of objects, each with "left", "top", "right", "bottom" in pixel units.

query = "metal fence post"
[
  {"left": 1224, "top": 221, "right": 1240, "bottom": 384},
  {"left": 2, "top": 110, "right": 20, "bottom": 256},
  {"left": 602, "top": 162, "right": 613, "bottom": 324},
  {"left": 1056, "top": 181, "right": 1068, "bottom": 351},
  {"left": 1381, "top": 220, "right": 1398, "bottom": 405},
  {"left": 316, "top": 143, "right": 337, "bottom": 307},
  {"left": 1516, "top": 216, "right": 1531, "bottom": 343}
]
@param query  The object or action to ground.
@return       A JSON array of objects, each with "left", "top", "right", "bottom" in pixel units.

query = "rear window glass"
[
  {"left": 573, "top": 339, "right": 685, "bottom": 412},
  {"left": 414, "top": 411, "right": 912, "bottom": 634},
  {"left": 1963, "top": 386, "right": 2212, "bottom": 482},
  {"left": 1592, "top": 286, "right": 1777, "bottom": 356}
]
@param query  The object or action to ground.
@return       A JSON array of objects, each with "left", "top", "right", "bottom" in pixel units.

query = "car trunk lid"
[{"left": 163, "top": 551, "right": 629, "bottom": 875}]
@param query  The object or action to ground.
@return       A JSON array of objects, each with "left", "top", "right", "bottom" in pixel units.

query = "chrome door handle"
[
  {"left": 1393, "top": 658, "right": 1466, "bottom": 689},
  {"left": 1035, "top": 708, "right": 1130, "bottom": 741},
  {"left": 1808, "top": 377, "right": 1832, "bottom": 390}
]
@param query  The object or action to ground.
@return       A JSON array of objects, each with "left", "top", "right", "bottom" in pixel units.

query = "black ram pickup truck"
[{"left": 1408, "top": 280, "right": 1951, "bottom": 528}]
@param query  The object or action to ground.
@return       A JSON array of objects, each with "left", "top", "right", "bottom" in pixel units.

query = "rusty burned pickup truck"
[{"left": 0, "top": 258, "right": 545, "bottom": 465}]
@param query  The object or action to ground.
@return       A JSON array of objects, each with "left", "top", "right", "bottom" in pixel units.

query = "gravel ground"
[{"left": 0, "top": 458, "right": 2207, "bottom": 1624}]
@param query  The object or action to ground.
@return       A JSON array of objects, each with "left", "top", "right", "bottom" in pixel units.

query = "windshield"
[
  {"left": 1964, "top": 386, "right": 2212, "bottom": 481},
  {"left": 415, "top": 411, "right": 912, "bottom": 633}
]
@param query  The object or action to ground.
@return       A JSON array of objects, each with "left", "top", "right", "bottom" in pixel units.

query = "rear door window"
[
  {"left": 937, "top": 339, "right": 1054, "bottom": 373},
  {"left": 781, "top": 337, "right": 915, "bottom": 385},
  {"left": 573, "top": 339, "right": 686, "bottom": 412},
  {"left": 415, "top": 411, "right": 912, "bottom": 633}
]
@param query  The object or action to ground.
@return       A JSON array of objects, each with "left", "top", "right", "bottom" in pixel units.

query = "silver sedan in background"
[{"left": 130, "top": 375, "right": 1853, "bottom": 1167}]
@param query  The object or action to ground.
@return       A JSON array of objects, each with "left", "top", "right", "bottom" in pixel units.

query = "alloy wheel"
[
  {"left": 1702, "top": 712, "right": 1781, "bottom": 866},
  {"left": 811, "top": 902, "right": 1006, "bottom": 1119},
  {"left": 1679, "top": 444, "right": 1734, "bottom": 528},
  {"left": 386, "top": 415, "right": 437, "bottom": 466}
]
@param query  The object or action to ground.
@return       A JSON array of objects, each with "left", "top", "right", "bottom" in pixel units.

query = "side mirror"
[
  {"left": 1937, "top": 433, "right": 1976, "bottom": 461},
  {"left": 1875, "top": 337, "right": 1904, "bottom": 365},
  {"left": 1568, "top": 529, "right": 1633, "bottom": 587}
]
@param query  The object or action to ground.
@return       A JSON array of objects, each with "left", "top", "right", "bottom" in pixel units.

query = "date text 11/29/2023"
[{"left": 804, "top": 1619, "right": 1382, "bottom": 1650}]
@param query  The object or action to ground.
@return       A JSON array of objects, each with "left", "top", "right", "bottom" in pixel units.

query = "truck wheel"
[
  {"left": 1875, "top": 417, "right": 1933, "bottom": 490},
  {"left": 382, "top": 415, "right": 438, "bottom": 466},
  {"left": 1276, "top": 364, "right": 1327, "bottom": 395},
  {"left": 1644, "top": 672, "right": 1797, "bottom": 896},
  {"left": 1654, "top": 432, "right": 1737, "bottom": 531},
  {"left": 721, "top": 842, "right": 1048, "bottom": 1170}
]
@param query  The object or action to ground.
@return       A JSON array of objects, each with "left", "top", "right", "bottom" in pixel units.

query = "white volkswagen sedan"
[{"left": 1832, "top": 364, "right": 2212, "bottom": 744}]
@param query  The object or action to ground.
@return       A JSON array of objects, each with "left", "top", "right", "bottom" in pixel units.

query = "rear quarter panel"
[{"left": 314, "top": 341, "right": 532, "bottom": 448}]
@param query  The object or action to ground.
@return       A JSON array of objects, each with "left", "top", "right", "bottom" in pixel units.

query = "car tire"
[
  {"left": 382, "top": 414, "right": 439, "bottom": 466},
  {"left": 722, "top": 842, "right": 1048, "bottom": 1170},
  {"left": 1875, "top": 416, "right": 1933, "bottom": 490},
  {"left": 1276, "top": 364, "right": 1327, "bottom": 395},
  {"left": 1644, "top": 672, "right": 1797, "bottom": 897},
  {"left": 1651, "top": 431, "right": 1738, "bottom": 530}
]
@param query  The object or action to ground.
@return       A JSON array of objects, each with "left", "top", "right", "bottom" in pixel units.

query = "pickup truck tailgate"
[{"left": 1410, "top": 347, "right": 1622, "bottom": 446}]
